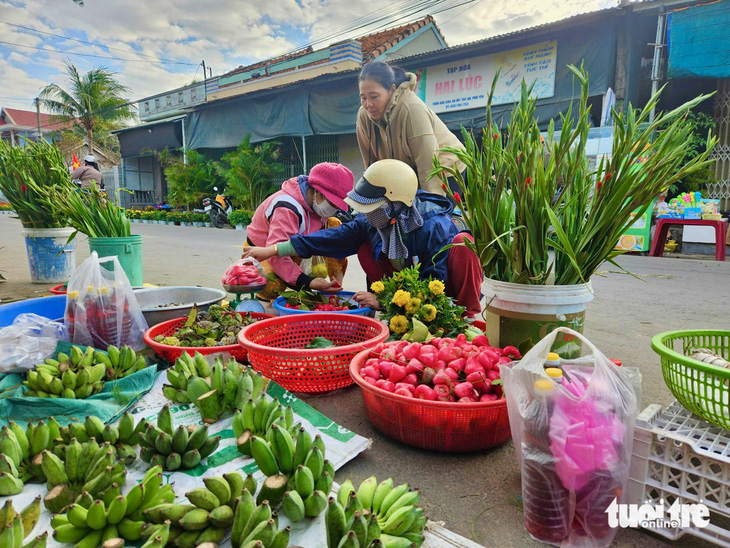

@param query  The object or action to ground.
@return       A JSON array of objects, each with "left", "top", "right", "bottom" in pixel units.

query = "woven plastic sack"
[
  {"left": 65, "top": 252, "right": 148, "bottom": 350},
  {"left": 501, "top": 327, "right": 637, "bottom": 547}
]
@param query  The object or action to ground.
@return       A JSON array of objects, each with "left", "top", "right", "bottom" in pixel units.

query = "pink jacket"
[{"left": 246, "top": 177, "right": 323, "bottom": 286}]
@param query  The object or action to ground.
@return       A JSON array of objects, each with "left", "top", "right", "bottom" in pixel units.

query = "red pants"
[{"left": 357, "top": 233, "right": 483, "bottom": 318}]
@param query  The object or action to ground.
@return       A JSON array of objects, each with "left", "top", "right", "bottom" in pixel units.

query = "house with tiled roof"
[
  {"left": 0, "top": 107, "right": 71, "bottom": 146},
  {"left": 118, "top": 15, "right": 448, "bottom": 206}
]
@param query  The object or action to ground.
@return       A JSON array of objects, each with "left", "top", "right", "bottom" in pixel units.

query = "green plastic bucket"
[{"left": 88, "top": 235, "right": 143, "bottom": 286}]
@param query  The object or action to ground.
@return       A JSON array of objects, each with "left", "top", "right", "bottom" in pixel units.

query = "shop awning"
[
  {"left": 668, "top": 2, "right": 730, "bottom": 79},
  {"left": 115, "top": 115, "right": 185, "bottom": 157}
]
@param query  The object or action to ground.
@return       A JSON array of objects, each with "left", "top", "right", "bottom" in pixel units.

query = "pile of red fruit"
[
  {"left": 283, "top": 294, "right": 354, "bottom": 311},
  {"left": 359, "top": 334, "right": 521, "bottom": 403},
  {"left": 222, "top": 262, "right": 267, "bottom": 287}
]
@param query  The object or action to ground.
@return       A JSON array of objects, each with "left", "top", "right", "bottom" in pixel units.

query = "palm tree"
[{"left": 39, "top": 60, "right": 135, "bottom": 152}]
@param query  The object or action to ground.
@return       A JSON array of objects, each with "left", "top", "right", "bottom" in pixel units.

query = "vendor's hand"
[
  {"left": 242, "top": 245, "right": 277, "bottom": 262},
  {"left": 309, "top": 278, "right": 340, "bottom": 292},
  {"left": 353, "top": 291, "right": 380, "bottom": 310}
]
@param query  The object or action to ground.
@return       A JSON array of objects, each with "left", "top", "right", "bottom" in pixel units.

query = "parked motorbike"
[{"left": 203, "top": 187, "right": 233, "bottom": 228}]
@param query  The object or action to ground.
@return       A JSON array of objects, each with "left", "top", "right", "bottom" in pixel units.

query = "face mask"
[{"left": 313, "top": 193, "right": 338, "bottom": 219}]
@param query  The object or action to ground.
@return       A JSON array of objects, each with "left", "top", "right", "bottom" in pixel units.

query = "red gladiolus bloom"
[
  {"left": 493, "top": 133, "right": 499, "bottom": 139},
  {"left": 454, "top": 193, "right": 462, "bottom": 203},
  {"left": 441, "top": 183, "right": 448, "bottom": 192},
  {"left": 21, "top": 184, "right": 27, "bottom": 192},
  {"left": 524, "top": 177, "right": 531, "bottom": 189}
]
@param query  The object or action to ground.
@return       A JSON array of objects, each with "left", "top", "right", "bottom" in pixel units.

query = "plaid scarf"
[{"left": 365, "top": 201, "right": 423, "bottom": 259}]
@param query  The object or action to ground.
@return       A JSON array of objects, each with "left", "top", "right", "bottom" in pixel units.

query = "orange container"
[
  {"left": 144, "top": 312, "right": 273, "bottom": 362},
  {"left": 239, "top": 313, "right": 389, "bottom": 393},
  {"left": 349, "top": 343, "right": 512, "bottom": 452}
]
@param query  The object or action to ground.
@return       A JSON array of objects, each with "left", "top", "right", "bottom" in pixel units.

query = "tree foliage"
[
  {"left": 164, "top": 150, "right": 223, "bottom": 210},
  {"left": 215, "top": 134, "right": 285, "bottom": 210},
  {"left": 39, "top": 60, "right": 135, "bottom": 152}
]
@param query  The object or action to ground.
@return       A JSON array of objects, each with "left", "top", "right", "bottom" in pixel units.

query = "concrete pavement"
[{"left": 2, "top": 214, "right": 729, "bottom": 547}]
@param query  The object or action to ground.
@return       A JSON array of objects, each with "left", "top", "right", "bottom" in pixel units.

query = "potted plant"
[
  {"left": 0, "top": 139, "right": 78, "bottom": 283},
  {"left": 47, "top": 183, "right": 143, "bottom": 286},
  {"left": 434, "top": 65, "right": 715, "bottom": 357}
]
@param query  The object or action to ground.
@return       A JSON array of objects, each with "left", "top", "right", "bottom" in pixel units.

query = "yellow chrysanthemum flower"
[
  {"left": 370, "top": 281, "right": 385, "bottom": 293},
  {"left": 389, "top": 315, "right": 409, "bottom": 334},
  {"left": 420, "top": 304, "right": 437, "bottom": 322},
  {"left": 391, "top": 290, "right": 411, "bottom": 307},
  {"left": 428, "top": 280, "right": 445, "bottom": 296},
  {"left": 405, "top": 297, "right": 422, "bottom": 314}
]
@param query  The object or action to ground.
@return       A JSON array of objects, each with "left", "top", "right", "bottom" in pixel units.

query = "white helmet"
[
  {"left": 345, "top": 159, "right": 418, "bottom": 214},
  {"left": 84, "top": 155, "right": 97, "bottom": 163}
]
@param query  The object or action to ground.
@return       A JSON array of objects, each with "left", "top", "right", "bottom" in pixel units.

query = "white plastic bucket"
[
  {"left": 481, "top": 278, "right": 594, "bottom": 358},
  {"left": 21, "top": 227, "right": 76, "bottom": 284}
]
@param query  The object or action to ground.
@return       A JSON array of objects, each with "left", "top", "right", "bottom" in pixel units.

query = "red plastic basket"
[
  {"left": 350, "top": 343, "right": 512, "bottom": 452},
  {"left": 49, "top": 284, "right": 67, "bottom": 295},
  {"left": 144, "top": 312, "right": 273, "bottom": 362},
  {"left": 238, "top": 313, "right": 389, "bottom": 393}
]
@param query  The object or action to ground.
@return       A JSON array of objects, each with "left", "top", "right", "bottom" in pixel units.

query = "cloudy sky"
[{"left": 0, "top": 0, "right": 614, "bottom": 115}]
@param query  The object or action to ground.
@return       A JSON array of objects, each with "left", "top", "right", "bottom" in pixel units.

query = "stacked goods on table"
[{"left": 22, "top": 344, "right": 147, "bottom": 399}]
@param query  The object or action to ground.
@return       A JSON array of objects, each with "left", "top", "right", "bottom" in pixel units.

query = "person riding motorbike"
[{"left": 71, "top": 155, "right": 104, "bottom": 190}]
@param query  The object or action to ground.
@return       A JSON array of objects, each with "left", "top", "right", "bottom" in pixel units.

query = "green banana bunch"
[
  {"left": 327, "top": 477, "right": 425, "bottom": 548},
  {"left": 141, "top": 471, "right": 256, "bottom": 545},
  {"left": 54, "top": 413, "right": 142, "bottom": 466},
  {"left": 163, "top": 353, "right": 266, "bottom": 424},
  {"left": 160, "top": 352, "right": 213, "bottom": 404},
  {"left": 51, "top": 465, "right": 174, "bottom": 547},
  {"left": 23, "top": 345, "right": 108, "bottom": 399},
  {"left": 136, "top": 404, "right": 221, "bottom": 471},
  {"left": 246, "top": 422, "right": 331, "bottom": 524},
  {"left": 232, "top": 395, "right": 296, "bottom": 456},
  {"left": 103, "top": 344, "right": 148, "bottom": 380},
  {"left": 230, "top": 496, "right": 290, "bottom": 548},
  {"left": 42, "top": 438, "right": 128, "bottom": 513},
  {"left": 0, "top": 495, "right": 43, "bottom": 547},
  {"left": 0, "top": 419, "right": 64, "bottom": 492}
]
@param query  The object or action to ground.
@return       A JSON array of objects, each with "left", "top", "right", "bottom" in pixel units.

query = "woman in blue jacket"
[{"left": 242, "top": 160, "right": 482, "bottom": 317}]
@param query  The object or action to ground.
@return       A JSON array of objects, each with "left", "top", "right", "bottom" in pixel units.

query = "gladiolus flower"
[
  {"left": 524, "top": 177, "right": 531, "bottom": 189},
  {"left": 441, "top": 183, "right": 448, "bottom": 192},
  {"left": 493, "top": 133, "right": 499, "bottom": 139},
  {"left": 21, "top": 185, "right": 27, "bottom": 192},
  {"left": 454, "top": 193, "right": 462, "bottom": 204}
]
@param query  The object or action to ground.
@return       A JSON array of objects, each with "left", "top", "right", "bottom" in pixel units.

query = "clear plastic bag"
[
  {"left": 65, "top": 252, "right": 148, "bottom": 350},
  {"left": 501, "top": 327, "right": 638, "bottom": 547},
  {"left": 0, "top": 313, "right": 68, "bottom": 372},
  {"left": 221, "top": 258, "right": 267, "bottom": 288},
  {"left": 298, "top": 255, "right": 329, "bottom": 279}
]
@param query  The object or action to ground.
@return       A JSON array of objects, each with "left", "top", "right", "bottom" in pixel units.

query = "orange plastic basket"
[
  {"left": 350, "top": 344, "right": 512, "bottom": 452},
  {"left": 238, "top": 313, "right": 389, "bottom": 393},
  {"left": 144, "top": 312, "right": 273, "bottom": 362}
]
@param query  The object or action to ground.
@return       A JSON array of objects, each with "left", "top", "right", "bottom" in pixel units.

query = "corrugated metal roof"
[
  {"left": 113, "top": 114, "right": 186, "bottom": 135},
  {"left": 393, "top": 7, "right": 624, "bottom": 64}
]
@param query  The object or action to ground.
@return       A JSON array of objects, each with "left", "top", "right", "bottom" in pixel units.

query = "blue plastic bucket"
[
  {"left": 21, "top": 227, "right": 76, "bottom": 284},
  {"left": 273, "top": 291, "right": 373, "bottom": 316},
  {"left": 0, "top": 295, "right": 66, "bottom": 328}
]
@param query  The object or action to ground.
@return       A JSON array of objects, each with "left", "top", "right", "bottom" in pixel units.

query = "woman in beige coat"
[{"left": 356, "top": 61, "right": 465, "bottom": 196}]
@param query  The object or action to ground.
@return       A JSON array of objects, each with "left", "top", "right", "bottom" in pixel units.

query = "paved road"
[{"left": 2, "top": 215, "right": 729, "bottom": 546}]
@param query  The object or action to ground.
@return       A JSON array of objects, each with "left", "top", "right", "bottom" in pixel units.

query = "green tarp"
[
  {"left": 0, "top": 341, "right": 159, "bottom": 427},
  {"left": 668, "top": 2, "right": 730, "bottom": 79}
]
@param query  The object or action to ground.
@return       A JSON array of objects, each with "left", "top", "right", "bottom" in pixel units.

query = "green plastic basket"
[{"left": 651, "top": 330, "right": 730, "bottom": 429}]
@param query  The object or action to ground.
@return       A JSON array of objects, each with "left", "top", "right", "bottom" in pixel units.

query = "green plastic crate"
[{"left": 651, "top": 330, "right": 730, "bottom": 429}]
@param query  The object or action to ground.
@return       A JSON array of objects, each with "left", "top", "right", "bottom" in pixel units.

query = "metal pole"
[
  {"left": 649, "top": 11, "right": 667, "bottom": 124},
  {"left": 301, "top": 135, "right": 307, "bottom": 173},
  {"left": 181, "top": 118, "right": 187, "bottom": 165},
  {"left": 35, "top": 98, "right": 41, "bottom": 138},
  {"left": 202, "top": 60, "right": 207, "bottom": 83}
]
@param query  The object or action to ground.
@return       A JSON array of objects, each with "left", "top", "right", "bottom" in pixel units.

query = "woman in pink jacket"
[{"left": 244, "top": 162, "right": 354, "bottom": 298}]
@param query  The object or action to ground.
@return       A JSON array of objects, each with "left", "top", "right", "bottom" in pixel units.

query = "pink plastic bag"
[
  {"left": 501, "top": 327, "right": 637, "bottom": 547},
  {"left": 64, "top": 252, "right": 148, "bottom": 350}
]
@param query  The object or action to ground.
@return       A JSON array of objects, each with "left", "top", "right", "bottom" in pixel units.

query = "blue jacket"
[{"left": 290, "top": 190, "right": 459, "bottom": 283}]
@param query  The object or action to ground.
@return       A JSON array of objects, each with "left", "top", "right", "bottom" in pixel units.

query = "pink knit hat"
[{"left": 307, "top": 163, "right": 354, "bottom": 212}]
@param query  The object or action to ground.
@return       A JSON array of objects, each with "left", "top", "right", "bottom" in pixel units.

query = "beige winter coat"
[{"left": 356, "top": 72, "right": 466, "bottom": 195}]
